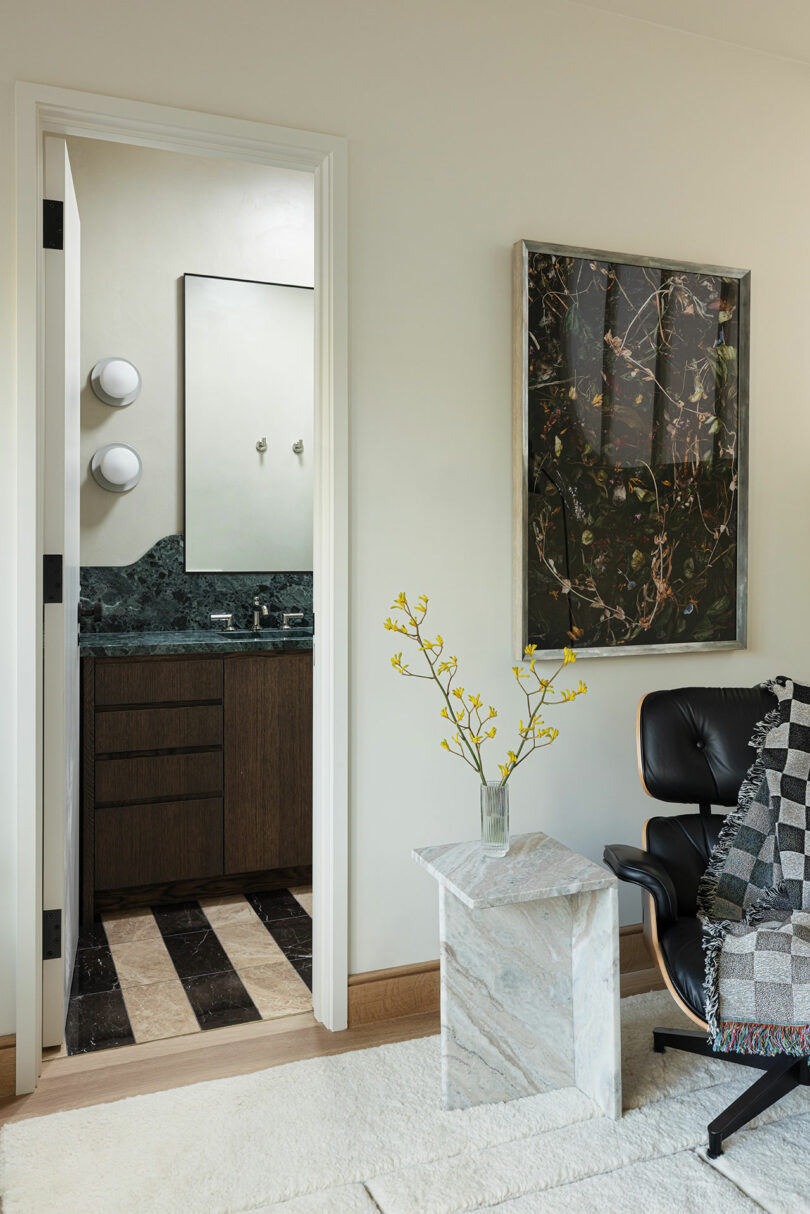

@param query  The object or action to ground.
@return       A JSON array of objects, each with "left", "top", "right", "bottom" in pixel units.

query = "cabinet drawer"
[
  {"left": 95, "top": 798, "right": 223, "bottom": 889},
  {"left": 95, "top": 658, "right": 222, "bottom": 707},
  {"left": 95, "top": 750, "right": 222, "bottom": 804},
  {"left": 95, "top": 705, "right": 223, "bottom": 754}
]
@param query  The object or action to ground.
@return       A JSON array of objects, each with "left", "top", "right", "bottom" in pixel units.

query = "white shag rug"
[{"left": 2, "top": 990, "right": 809, "bottom": 1213}]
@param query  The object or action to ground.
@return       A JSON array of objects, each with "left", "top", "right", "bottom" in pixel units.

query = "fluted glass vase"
[{"left": 480, "top": 781, "right": 509, "bottom": 857}]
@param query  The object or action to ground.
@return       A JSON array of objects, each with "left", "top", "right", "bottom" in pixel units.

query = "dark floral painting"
[{"left": 515, "top": 242, "right": 749, "bottom": 656}]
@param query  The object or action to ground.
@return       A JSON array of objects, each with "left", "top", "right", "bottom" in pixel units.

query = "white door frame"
[{"left": 14, "top": 81, "right": 349, "bottom": 1094}]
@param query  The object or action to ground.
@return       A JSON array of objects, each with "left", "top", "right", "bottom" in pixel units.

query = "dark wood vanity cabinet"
[
  {"left": 224, "top": 654, "right": 313, "bottom": 874},
  {"left": 81, "top": 650, "right": 312, "bottom": 921}
]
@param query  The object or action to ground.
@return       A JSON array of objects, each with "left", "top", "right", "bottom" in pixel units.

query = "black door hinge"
[
  {"left": 43, "top": 909, "right": 62, "bottom": 961},
  {"left": 43, "top": 199, "right": 64, "bottom": 250},
  {"left": 43, "top": 554, "right": 63, "bottom": 604}
]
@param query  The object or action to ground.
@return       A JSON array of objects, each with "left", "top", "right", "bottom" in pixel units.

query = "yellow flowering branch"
[{"left": 385, "top": 594, "right": 587, "bottom": 786}]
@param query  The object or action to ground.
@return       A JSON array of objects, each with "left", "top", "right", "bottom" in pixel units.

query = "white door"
[{"left": 41, "top": 135, "right": 81, "bottom": 1048}]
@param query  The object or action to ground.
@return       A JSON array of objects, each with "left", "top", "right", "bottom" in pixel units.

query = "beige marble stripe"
[
  {"left": 102, "top": 908, "right": 162, "bottom": 945},
  {"left": 198, "top": 894, "right": 261, "bottom": 929},
  {"left": 215, "top": 917, "right": 288, "bottom": 970},
  {"left": 122, "top": 979, "right": 200, "bottom": 1044},
  {"left": 289, "top": 885, "right": 313, "bottom": 916},
  {"left": 238, "top": 961, "right": 312, "bottom": 1019},
  {"left": 108, "top": 935, "right": 177, "bottom": 989}
]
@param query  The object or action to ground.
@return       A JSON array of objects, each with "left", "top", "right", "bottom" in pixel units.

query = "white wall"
[
  {"left": 66, "top": 137, "right": 314, "bottom": 566},
  {"left": 2, "top": 0, "right": 810, "bottom": 1032}
]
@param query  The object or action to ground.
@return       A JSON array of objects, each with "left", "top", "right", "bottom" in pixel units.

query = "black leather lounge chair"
[{"left": 604, "top": 686, "right": 810, "bottom": 1157}]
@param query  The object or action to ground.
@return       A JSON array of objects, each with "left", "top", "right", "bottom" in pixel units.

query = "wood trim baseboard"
[
  {"left": 620, "top": 921, "right": 653, "bottom": 972},
  {"left": 0, "top": 1035, "right": 15, "bottom": 1099},
  {"left": 347, "top": 923, "right": 664, "bottom": 1028},
  {"left": 347, "top": 961, "right": 441, "bottom": 1028}
]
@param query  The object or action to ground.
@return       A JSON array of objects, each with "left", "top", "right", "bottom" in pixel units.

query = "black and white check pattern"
[{"left": 701, "top": 679, "right": 810, "bottom": 1040}]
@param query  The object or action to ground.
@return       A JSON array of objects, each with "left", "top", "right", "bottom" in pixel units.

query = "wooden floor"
[{"left": 0, "top": 1009, "right": 440, "bottom": 1126}]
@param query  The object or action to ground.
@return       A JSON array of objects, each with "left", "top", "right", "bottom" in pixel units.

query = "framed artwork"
[{"left": 513, "top": 241, "right": 749, "bottom": 659}]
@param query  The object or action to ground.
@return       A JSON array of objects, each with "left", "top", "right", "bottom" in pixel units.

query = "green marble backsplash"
[{"left": 80, "top": 534, "right": 312, "bottom": 633}]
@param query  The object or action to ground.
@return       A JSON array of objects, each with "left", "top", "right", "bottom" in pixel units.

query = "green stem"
[
  {"left": 500, "top": 655, "right": 567, "bottom": 785},
  {"left": 411, "top": 614, "right": 487, "bottom": 784}
]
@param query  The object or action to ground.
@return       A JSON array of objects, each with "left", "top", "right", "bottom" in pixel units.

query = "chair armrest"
[{"left": 603, "top": 844, "right": 678, "bottom": 929}]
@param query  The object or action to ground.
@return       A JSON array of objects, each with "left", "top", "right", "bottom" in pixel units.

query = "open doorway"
[
  {"left": 15, "top": 85, "right": 348, "bottom": 1094},
  {"left": 45, "top": 136, "right": 316, "bottom": 1056}
]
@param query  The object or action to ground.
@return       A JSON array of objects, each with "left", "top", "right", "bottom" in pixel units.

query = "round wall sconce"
[
  {"left": 91, "top": 443, "right": 143, "bottom": 493},
  {"left": 90, "top": 357, "right": 142, "bottom": 407}
]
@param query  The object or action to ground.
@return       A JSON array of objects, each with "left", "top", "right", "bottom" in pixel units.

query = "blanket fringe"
[{"left": 713, "top": 1020, "right": 810, "bottom": 1056}]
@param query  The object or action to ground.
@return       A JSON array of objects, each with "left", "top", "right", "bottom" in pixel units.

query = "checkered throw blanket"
[{"left": 698, "top": 677, "right": 810, "bottom": 1055}]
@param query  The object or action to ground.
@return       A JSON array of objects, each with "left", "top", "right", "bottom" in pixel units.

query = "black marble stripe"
[
  {"left": 152, "top": 899, "right": 260, "bottom": 1030},
  {"left": 152, "top": 900, "right": 210, "bottom": 936},
  {"left": 248, "top": 891, "right": 313, "bottom": 991},
  {"left": 182, "top": 971, "right": 261, "bottom": 1030},
  {"left": 65, "top": 919, "right": 134, "bottom": 1054}
]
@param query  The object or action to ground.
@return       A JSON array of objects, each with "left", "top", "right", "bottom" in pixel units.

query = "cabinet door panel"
[
  {"left": 224, "top": 652, "right": 312, "bottom": 873},
  {"left": 95, "top": 798, "right": 223, "bottom": 889},
  {"left": 95, "top": 657, "right": 222, "bottom": 706},
  {"left": 95, "top": 750, "right": 222, "bottom": 805},
  {"left": 95, "top": 705, "right": 223, "bottom": 754}
]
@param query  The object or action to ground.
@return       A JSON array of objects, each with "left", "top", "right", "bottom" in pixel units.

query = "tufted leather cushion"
[
  {"left": 645, "top": 813, "right": 729, "bottom": 1021},
  {"left": 639, "top": 686, "right": 775, "bottom": 806},
  {"left": 658, "top": 917, "right": 707, "bottom": 1020},
  {"left": 645, "top": 813, "right": 726, "bottom": 919}
]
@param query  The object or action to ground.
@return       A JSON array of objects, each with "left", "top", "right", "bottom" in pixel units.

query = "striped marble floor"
[{"left": 64, "top": 886, "right": 312, "bottom": 1055}]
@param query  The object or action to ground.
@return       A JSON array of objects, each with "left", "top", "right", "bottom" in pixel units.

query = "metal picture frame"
[{"left": 513, "top": 240, "right": 750, "bottom": 660}]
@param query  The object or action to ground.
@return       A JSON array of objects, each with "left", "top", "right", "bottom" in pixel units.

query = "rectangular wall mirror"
[{"left": 184, "top": 273, "right": 314, "bottom": 573}]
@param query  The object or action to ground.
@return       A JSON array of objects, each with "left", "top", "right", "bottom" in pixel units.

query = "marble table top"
[{"left": 413, "top": 831, "right": 616, "bottom": 909}]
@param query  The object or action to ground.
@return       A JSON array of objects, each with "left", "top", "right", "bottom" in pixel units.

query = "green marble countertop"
[{"left": 79, "top": 628, "right": 314, "bottom": 656}]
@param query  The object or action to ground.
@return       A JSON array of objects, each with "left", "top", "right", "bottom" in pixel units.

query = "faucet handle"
[
  {"left": 211, "top": 612, "right": 234, "bottom": 632},
  {"left": 282, "top": 611, "right": 305, "bottom": 630}
]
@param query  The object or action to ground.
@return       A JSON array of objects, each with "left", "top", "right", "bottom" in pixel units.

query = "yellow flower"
[
  {"left": 512, "top": 666, "right": 520, "bottom": 676},
  {"left": 440, "top": 707, "right": 449, "bottom": 719},
  {"left": 486, "top": 728, "right": 496, "bottom": 739},
  {"left": 440, "top": 739, "right": 450, "bottom": 750},
  {"left": 470, "top": 735, "right": 483, "bottom": 745},
  {"left": 578, "top": 680, "right": 588, "bottom": 694},
  {"left": 435, "top": 634, "right": 443, "bottom": 646},
  {"left": 563, "top": 647, "right": 576, "bottom": 665},
  {"left": 456, "top": 709, "right": 464, "bottom": 721},
  {"left": 498, "top": 764, "right": 510, "bottom": 780},
  {"left": 524, "top": 643, "right": 537, "bottom": 657},
  {"left": 452, "top": 687, "right": 465, "bottom": 700},
  {"left": 419, "top": 640, "right": 435, "bottom": 651},
  {"left": 507, "top": 750, "right": 517, "bottom": 763},
  {"left": 468, "top": 693, "right": 482, "bottom": 708},
  {"left": 489, "top": 707, "right": 497, "bottom": 717}
]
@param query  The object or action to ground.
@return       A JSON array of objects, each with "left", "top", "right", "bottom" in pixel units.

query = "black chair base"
[{"left": 653, "top": 1026, "right": 810, "bottom": 1156}]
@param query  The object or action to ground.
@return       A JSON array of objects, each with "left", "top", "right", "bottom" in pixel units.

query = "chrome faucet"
[
  {"left": 282, "top": 611, "right": 305, "bottom": 630},
  {"left": 211, "top": 612, "right": 235, "bottom": 632},
  {"left": 252, "top": 596, "right": 270, "bottom": 632}
]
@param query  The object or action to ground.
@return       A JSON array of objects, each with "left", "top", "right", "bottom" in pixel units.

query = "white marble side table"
[{"left": 413, "top": 831, "right": 621, "bottom": 1118}]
